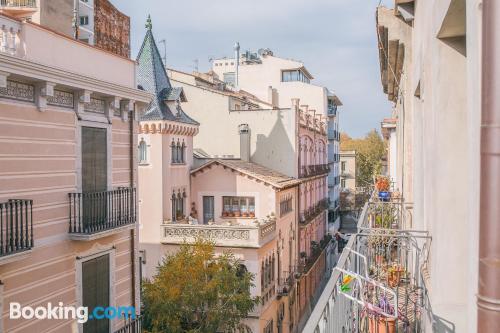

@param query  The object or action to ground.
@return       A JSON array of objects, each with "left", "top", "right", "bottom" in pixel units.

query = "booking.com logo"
[{"left": 9, "top": 302, "right": 136, "bottom": 323}]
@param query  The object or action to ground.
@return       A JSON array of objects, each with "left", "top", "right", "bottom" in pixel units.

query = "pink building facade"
[{"left": 0, "top": 13, "right": 150, "bottom": 333}]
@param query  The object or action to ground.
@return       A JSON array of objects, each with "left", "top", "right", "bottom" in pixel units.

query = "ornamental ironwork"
[
  {"left": 47, "top": 89, "right": 74, "bottom": 108},
  {"left": 164, "top": 226, "right": 250, "bottom": 241},
  {"left": 84, "top": 98, "right": 105, "bottom": 114},
  {"left": 0, "top": 80, "right": 34, "bottom": 102}
]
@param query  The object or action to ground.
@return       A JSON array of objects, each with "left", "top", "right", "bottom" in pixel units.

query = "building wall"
[
  {"left": 94, "top": 0, "right": 130, "bottom": 58},
  {"left": 0, "top": 100, "right": 138, "bottom": 332},
  {"left": 37, "top": 0, "right": 74, "bottom": 37},
  {"left": 339, "top": 151, "right": 356, "bottom": 191},
  {"left": 172, "top": 80, "right": 300, "bottom": 178},
  {"left": 378, "top": 1, "right": 482, "bottom": 331}
]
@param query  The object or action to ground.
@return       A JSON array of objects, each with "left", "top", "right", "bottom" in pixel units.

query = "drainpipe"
[{"left": 478, "top": 0, "right": 500, "bottom": 330}]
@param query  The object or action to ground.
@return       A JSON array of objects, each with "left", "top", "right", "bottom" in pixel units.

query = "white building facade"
[{"left": 212, "top": 49, "right": 343, "bottom": 230}]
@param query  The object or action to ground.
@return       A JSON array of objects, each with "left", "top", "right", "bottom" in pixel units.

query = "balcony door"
[
  {"left": 82, "top": 254, "right": 110, "bottom": 333},
  {"left": 203, "top": 196, "right": 214, "bottom": 224},
  {"left": 82, "top": 127, "right": 107, "bottom": 231}
]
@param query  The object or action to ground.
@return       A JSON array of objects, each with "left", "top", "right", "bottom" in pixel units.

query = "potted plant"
[
  {"left": 375, "top": 176, "right": 391, "bottom": 201},
  {"left": 367, "top": 296, "right": 397, "bottom": 333},
  {"left": 387, "top": 264, "right": 405, "bottom": 288},
  {"left": 222, "top": 211, "right": 229, "bottom": 217},
  {"left": 234, "top": 210, "right": 241, "bottom": 217}
]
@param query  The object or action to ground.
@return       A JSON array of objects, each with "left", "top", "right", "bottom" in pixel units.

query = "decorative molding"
[
  {"left": 47, "top": 89, "right": 74, "bottom": 108},
  {"left": 139, "top": 120, "right": 199, "bottom": 136},
  {"left": 164, "top": 226, "right": 250, "bottom": 241},
  {"left": 0, "top": 53, "right": 152, "bottom": 104},
  {"left": 0, "top": 71, "right": 9, "bottom": 88},
  {"left": 0, "top": 80, "right": 34, "bottom": 102}
]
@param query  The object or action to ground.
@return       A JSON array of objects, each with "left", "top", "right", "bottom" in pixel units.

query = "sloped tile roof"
[{"left": 192, "top": 159, "right": 301, "bottom": 189}]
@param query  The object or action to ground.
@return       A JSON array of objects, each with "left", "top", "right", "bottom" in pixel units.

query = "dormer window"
[{"left": 281, "top": 69, "right": 310, "bottom": 84}]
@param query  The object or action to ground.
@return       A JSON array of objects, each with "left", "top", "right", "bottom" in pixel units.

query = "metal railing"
[
  {"left": 114, "top": 316, "right": 141, "bottom": 333},
  {"left": 68, "top": 187, "right": 136, "bottom": 235},
  {"left": 300, "top": 199, "right": 329, "bottom": 225},
  {"left": 302, "top": 196, "right": 432, "bottom": 333},
  {"left": 0, "top": 199, "right": 33, "bottom": 257},
  {"left": 0, "top": 0, "right": 36, "bottom": 8},
  {"left": 299, "top": 164, "right": 330, "bottom": 178}
]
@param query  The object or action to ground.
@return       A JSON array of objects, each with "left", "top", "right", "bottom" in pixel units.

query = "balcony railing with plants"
[
  {"left": 299, "top": 198, "right": 329, "bottom": 225},
  {"left": 299, "top": 234, "right": 333, "bottom": 274},
  {"left": 299, "top": 164, "right": 330, "bottom": 178},
  {"left": 68, "top": 187, "right": 136, "bottom": 237},
  {"left": 302, "top": 196, "right": 432, "bottom": 333},
  {"left": 114, "top": 315, "right": 141, "bottom": 333},
  {"left": 0, "top": 199, "right": 33, "bottom": 258},
  {"left": 0, "top": 0, "right": 36, "bottom": 8},
  {"left": 277, "top": 271, "right": 295, "bottom": 297}
]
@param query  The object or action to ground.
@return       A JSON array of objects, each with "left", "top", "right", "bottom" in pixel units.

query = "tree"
[
  {"left": 340, "top": 129, "right": 386, "bottom": 187},
  {"left": 142, "top": 239, "right": 259, "bottom": 333}
]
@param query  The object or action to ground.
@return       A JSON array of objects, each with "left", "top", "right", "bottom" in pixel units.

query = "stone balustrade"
[{"left": 161, "top": 220, "right": 276, "bottom": 248}]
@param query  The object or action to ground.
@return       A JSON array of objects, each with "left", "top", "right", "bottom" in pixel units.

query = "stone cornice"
[
  {"left": 0, "top": 53, "right": 152, "bottom": 104},
  {"left": 139, "top": 120, "right": 199, "bottom": 136}
]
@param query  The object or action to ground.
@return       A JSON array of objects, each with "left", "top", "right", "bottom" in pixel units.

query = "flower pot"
[
  {"left": 234, "top": 211, "right": 241, "bottom": 217},
  {"left": 222, "top": 212, "right": 228, "bottom": 217},
  {"left": 249, "top": 212, "right": 255, "bottom": 218},
  {"left": 375, "top": 254, "right": 385, "bottom": 265},
  {"left": 378, "top": 191, "right": 391, "bottom": 202},
  {"left": 387, "top": 270, "right": 403, "bottom": 287},
  {"left": 369, "top": 317, "right": 396, "bottom": 333}
]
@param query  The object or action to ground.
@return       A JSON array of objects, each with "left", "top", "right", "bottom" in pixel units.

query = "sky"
[{"left": 113, "top": 0, "right": 394, "bottom": 138}]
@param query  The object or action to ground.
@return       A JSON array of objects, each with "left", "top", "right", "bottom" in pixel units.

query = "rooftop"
[{"left": 191, "top": 159, "right": 301, "bottom": 189}]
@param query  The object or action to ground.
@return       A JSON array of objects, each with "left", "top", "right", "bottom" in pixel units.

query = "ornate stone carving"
[{"left": 0, "top": 80, "right": 34, "bottom": 102}]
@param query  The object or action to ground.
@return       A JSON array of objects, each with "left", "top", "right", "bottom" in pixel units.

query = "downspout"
[
  {"left": 478, "top": 0, "right": 500, "bottom": 330},
  {"left": 130, "top": 106, "right": 139, "bottom": 315}
]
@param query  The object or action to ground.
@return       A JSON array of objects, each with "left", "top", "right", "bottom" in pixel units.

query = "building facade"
[
  {"left": 304, "top": 1, "right": 492, "bottom": 332},
  {"left": 0, "top": 13, "right": 150, "bottom": 333},
  {"left": 211, "top": 50, "right": 343, "bottom": 230},
  {"left": 0, "top": 0, "right": 130, "bottom": 57}
]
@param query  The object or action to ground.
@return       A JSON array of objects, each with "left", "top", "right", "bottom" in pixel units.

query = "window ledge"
[
  {"left": 220, "top": 215, "right": 256, "bottom": 220},
  {"left": 139, "top": 162, "right": 150, "bottom": 166},
  {"left": 171, "top": 162, "right": 186, "bottom": 166}
]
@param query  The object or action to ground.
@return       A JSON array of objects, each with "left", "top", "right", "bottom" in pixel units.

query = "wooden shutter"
[
  {"left": 82, "top": 254, "right": 110, "bottom": 333},
  {"left": 82, "top": 127, "right": 107, "bottom": 193}
]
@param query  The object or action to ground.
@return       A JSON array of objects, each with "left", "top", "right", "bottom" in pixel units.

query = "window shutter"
[{"left": 82, "top": 254, "right": 110, "bottom": 333}]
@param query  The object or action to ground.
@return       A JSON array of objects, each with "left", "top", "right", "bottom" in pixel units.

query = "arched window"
[
  {"left": 138, "top": 138, "right": 147, "bottom": 164},
  {"left": 171, "top": 139, "right": 186, "bottom": 164}
]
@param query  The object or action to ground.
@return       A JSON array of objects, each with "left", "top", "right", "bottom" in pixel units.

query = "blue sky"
[{"left": 113, "top": 0, "right": 393, "bottom": 138}]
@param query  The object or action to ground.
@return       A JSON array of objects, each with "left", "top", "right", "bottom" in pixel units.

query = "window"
[
  {"left": 222, "top": 196, "right": 255, "bottom": 217},
  {"left": 80, "top": 16, "right": 89, "bottom": 26},
  {"left": 171, "top": 189, "right": 186, "bottom": 221},
  {"left": 171, "top": 139, "right": 186, "bottom": 164},
  {"left": 138, "top": 139, "right": 147, "bottom": 164},
  {"left": 281, "top": 70, "right": 310, "bottom": 83},
  {"left": 341, "top": 161, "right": 346, "bottom": 172},
  {"left": 280, "top": 194, "right": 293, "bottom": 217},
  {"left": 82, "top": 254, "right": 110, "bottom": 333},
  {"left": 341, "top": 178, "right": 346, "bottom": 188}
]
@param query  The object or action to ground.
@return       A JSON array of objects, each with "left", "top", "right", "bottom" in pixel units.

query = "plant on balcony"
[
  {"left": 365, "top": 296, "right": 397, "bottom": 333},
  {"left": 387, "top": 264, "right": 405, "bottom": 288},
  {"left": 375, "top": 176, "right": 391, "bottom": 192},
  {"left": 142, "top": 239, "right": 260, "bottom": 333}
]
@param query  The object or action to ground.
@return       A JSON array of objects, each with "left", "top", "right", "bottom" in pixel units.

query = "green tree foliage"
[
  {"left": 340, "top": 130, "right": 386, "bottom": 187},
  {"left": 142, "top": 239, "right": 259, "bottom": 333}
]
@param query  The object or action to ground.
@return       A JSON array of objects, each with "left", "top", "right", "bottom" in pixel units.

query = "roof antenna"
[{"left": 159, "top": 39, "right": 167, "bottom": 68}]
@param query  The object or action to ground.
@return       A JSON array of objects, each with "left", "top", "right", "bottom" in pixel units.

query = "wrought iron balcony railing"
[
  {"left": 0, "top": 0, "right": 36, "bottom": 8},
  {"left": 299, "top": 199, "right": 329, "bottom": 225},
  {"left": 302, "top": 196, "right": 432, "bottom": 333},
  {"left": 277, "top": 271, "right": 295, "bottom": 297},
  {"left": 114, "top": 315, "right": 141, "bottom": 333},
  {"left": 68, "top": 187, "right": 136, "bottom": 238},
  {"left": 299, "top": 164, "right": 330, "bottom": 178},
  {"left": 0, "top": 199, "right": 33, "bottom": 258}
]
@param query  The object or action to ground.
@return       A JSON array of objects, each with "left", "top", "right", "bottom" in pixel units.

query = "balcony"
[
  {"left": 114, "top": 316, "right": 141, "bottom": 333},
  {"left": 0, "top": 0, "right": 36, "bottom": 18},
  {"left": 299, "top": 164, "right": 330, "bottom": 178},
  {"left": 300, "top": 198, "right": 329, "bottom": 226},
  {"left": 277, "top": 270, "right": 296, "bottom": 297},
  {"left": 0, "top": 199, "right": 33, "bottom": 263},
  {"left": 161, "top": 218, "right": 276, "bottom": 248},
  {"left": 68, "top": 187, "right": 136, "bottom": 240},
  {"left": 302, "top": 196, "right": 431, "bottom": 333}
]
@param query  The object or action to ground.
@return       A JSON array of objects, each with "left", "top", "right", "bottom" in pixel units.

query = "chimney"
[
  {"left": 238, "top": 124, "right": 250, "bottom": 162},
  {"left": 268, "top": 86, "right": 278, "bottom": 108}
]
